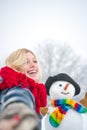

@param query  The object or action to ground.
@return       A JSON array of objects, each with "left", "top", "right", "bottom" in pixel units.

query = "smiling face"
[
  {"left": 5, "top": 48, "right": 41, "bottom": 82},
  {"left": 21, "top": 52, "right": 40, "bottom": 82},
  {"left": 49, "top": 81, "right": 75, "bottom": 100}
]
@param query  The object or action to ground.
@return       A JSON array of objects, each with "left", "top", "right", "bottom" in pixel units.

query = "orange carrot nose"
[{"left": 64, "top": 83, "right": 69, "bottom": 90}]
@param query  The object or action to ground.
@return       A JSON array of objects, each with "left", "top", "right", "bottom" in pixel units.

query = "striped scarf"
[{"left": 49, "top": 99, "right": 87, "bottom": 127}]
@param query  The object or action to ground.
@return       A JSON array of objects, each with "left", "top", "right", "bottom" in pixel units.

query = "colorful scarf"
[
  {"left": 0, "top": 66, "right": 47, "bottom": 114},
  {"left": 49, "top": 99, "right": 87, "bottom": 127}
]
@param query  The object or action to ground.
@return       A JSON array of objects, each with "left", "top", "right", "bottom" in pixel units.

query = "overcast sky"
[{"left": 0, "top": 0, "right": 87, "bottom": 66}]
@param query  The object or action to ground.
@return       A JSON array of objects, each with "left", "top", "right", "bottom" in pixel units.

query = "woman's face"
[{"left": 22, "top": 52, "right": 40, "bottom": 82}]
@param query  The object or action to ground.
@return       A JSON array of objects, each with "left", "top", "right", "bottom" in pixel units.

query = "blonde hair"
[{"left": 5, "top": 48, "right": 37, "bottom": 72}]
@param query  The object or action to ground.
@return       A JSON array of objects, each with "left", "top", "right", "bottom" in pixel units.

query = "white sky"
[{"left": 0, "top": 0, "right": 87, "bottom": 66}]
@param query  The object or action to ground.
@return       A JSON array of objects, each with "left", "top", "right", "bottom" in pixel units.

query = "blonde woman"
[{"left": 0, "top": 48, "right": 47, "bottom": 130}]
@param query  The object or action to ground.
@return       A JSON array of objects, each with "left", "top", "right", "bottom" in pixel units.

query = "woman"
[{"left": 0, "top": 48, "right": 47, "bottom": 130}]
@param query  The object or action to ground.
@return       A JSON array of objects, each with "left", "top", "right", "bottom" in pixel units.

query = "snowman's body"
[
  {"left": 42, "top": 107, "right": 87, "bottom": 130},
  {"left": 42, "top": 73, "right": 87, "bottom": 130}
]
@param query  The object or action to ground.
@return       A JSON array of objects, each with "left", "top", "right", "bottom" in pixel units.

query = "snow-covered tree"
[{"left": 33, "top": 40, "right": 87, "bottom": 100}]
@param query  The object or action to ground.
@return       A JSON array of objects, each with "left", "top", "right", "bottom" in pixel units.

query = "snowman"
[{"left": 42, "top": 73, "right": 87, "bottom": 130}]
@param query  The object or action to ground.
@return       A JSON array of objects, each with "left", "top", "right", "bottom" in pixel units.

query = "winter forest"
[
  {"left": 0, "top": 1, "right": 87, "bottom": 130},
  {"left": 33, "top": 41, "right": 87, "bottom": 101},
  {"left": 0, "top": 0, "right": 87, "bottom": 101}
]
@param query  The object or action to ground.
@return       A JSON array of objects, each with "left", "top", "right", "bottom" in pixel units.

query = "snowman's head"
[{"left": 45, "top": 73, "right": 80, "bottom": 100}]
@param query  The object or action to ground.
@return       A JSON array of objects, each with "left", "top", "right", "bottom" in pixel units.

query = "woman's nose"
[
  {"left": 64, "top": 83, "right": 69, "bottom": 90},
  {"left": 29, "top": 62, "right": 35, "bottom": 67}
]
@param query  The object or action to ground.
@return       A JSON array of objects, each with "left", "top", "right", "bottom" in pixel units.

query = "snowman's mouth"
[{"left": 61, "top": 92, "right": 69, "bottom": 95}]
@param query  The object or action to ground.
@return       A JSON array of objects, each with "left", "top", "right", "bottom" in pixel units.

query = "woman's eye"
[
  {"left": 26, "top": 60, "right": 29, "bottom": 64},
  {"left": 33, "top": 60, "right": 37, "bottom": 63},
  {"left": 59, "top": 84, "right": 62, "bottom": 87},
  {"left": 26, "top": 60, "right": 37, "bottom": 64}
]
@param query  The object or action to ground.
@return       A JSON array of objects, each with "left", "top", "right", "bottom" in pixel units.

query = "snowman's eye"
[{"left": 59, "top": 84, "right": 62, "bottom": 87}]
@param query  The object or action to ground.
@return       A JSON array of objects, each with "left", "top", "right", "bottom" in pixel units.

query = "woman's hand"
[{"left": 0, "top": 118, "right": 19, "bottom": 130}]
